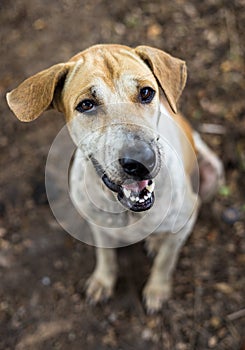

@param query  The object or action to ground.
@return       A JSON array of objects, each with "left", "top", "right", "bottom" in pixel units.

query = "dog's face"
[
  {"left": 6, "top": 44, "right": 187, "bottom": 212},
  {"left": 64, "top": 46, "right": 162, "bottom": 212}
]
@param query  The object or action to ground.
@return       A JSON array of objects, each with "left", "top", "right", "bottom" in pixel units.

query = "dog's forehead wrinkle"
[
  {"left": 83, "top": 48, "right": 154, "bottom": 84},
  {"left": 66, "top": 54, "right": 158, "bottom": 111},
  {"left": 66, "top": 58, "right": 84, "bottom": 86}
]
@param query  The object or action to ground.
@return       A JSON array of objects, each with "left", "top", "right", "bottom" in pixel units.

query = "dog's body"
[{"left": 6, "top": 44, "right": 224, "bottom": 313}]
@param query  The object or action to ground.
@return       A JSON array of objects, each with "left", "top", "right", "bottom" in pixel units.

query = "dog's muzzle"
[{"left": 92, "top": 140, "right": 159, "bottom": 212}]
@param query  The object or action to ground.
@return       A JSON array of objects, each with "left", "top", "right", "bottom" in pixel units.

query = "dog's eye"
[
  {"left": 139, "top": 87, "right": 155, "bottom": 104},
  {"left": 76, "top": 99, "right": 95, "bottom": 113}
]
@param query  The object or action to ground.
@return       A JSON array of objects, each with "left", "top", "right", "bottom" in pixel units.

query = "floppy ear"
[
  {"left": 6, "top": 63, "right": 72, "bottom": 122},
  {"left": 135, "top": 46, "right": 187, "bottom": 113}
]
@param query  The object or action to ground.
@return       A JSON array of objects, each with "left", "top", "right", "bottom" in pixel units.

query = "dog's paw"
[
  {"left": 85, "top": 274, "right": 114, "bottom": 305},
  {"left": 143, "top": 282, "right": 171, "bottom": 314}
]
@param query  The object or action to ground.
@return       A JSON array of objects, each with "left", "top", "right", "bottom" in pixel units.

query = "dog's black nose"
[{"left": 119, "top": 141, "right": 156, "bottom": 179}]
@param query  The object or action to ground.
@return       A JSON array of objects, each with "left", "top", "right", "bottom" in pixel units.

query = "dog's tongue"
[{"left": 122, "top": 180, "right": 148, "bottom": 193}]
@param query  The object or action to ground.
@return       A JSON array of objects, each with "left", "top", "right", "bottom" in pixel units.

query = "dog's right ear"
[
  {"left": 6, "top": 63, "right": 73, "bottom": 122},
  {"left": 135, "top": 46, "right": 187, "bottom": 114}
]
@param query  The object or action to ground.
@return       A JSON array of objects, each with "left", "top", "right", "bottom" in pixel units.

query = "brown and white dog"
[{"left": 6, "top": 44, "right": 224, "bottom": 313}]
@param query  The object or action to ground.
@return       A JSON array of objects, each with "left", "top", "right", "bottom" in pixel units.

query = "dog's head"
[{"left": 6, "top": 44, "right": 187, "bottom": 212}]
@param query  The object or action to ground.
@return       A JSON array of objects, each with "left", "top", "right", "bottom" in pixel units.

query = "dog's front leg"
[
  {"left": 86, "top": 230, "right": 118, "bottom": 304},
  {"left": 143, "top": 233, "right": 184, "bottom": 314},
  {"left": 143, "top": 203, "right": 199, "bottom": 314}
]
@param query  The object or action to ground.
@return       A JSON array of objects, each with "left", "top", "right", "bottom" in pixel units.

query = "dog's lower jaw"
[
  {"left": 90, "top": 154, "right": 158, "bottom": 212},
  {"left": 117, "top": 183, "right": 155, "bottom": 212},
  {"left": 102, "top": 173, "right": 156, "bottom": 212}
]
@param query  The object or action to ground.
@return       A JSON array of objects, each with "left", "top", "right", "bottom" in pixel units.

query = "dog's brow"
[
  {"left": 91, "top": 86, "right": 97, "bottom": 97},
  {"left": 73, "top": 86, "right": 99, "bottom": 107},
  {"left": 133, "top": 77, "right": 155, "bottom": 87},
  {"left": 76, "top": 85, "right": 97, "bottom": 98}
]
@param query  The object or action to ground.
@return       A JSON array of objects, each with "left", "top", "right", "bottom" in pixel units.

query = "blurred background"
[{"left": 0, "top": 0, "right": 244, "bottom": 349}]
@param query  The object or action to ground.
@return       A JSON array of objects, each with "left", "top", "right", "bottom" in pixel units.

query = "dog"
[{"left": 6, "top": 44, "right": 224, "bottom": 313}]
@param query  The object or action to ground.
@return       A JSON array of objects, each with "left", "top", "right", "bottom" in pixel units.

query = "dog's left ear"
[
  {"left": 135, "top": 46, "right": 187, "bottom": 113},
  {"left": 6, "top": 63, "right": 73, "bottom": 122}
]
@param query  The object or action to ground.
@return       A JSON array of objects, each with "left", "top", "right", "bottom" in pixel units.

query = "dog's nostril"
[
  {"left": 119, "top": 158, "right": 148, "bottom": 177},
  {"left": 119, "top": 143, "right": 156, "bottom": 179}
]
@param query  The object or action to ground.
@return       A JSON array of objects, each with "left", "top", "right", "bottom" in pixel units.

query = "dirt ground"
[{"left": 0, "top": 0, "right": 244, "bottom": 349}]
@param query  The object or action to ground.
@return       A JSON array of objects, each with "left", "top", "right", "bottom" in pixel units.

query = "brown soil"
[{"left": 0, "top": 1, "right": 244, "bottom": 349}]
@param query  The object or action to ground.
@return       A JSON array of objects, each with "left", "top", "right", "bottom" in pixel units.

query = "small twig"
[
  {"left": 199, "top": 123, "right": 226, "bottom": 135},
  {"left": 226, "top": 320, "right": 241, "bottom": 345},
  {"left": 190, "top": 283, "right": 203, "bottom": 349},
  {"left": 227, "top": 308, "right": 245, "bottom": 321},
  {"left": 223, "top": 8, "right": 242, "bottom": 59}
]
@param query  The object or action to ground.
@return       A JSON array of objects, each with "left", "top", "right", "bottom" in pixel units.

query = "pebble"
[
  {"left": 53, "top": 259, "right": 63, "bottom": 269},
  {"left": 108, "top": 312, "right": 117, "bottom": 323},
  {"left": 114, "top": 23, "right": 126, "bottom": 35},
  {"left": 0, "top": 301, "right": 9, "bottom": 311},
  {"left": 33, "top": 18, "right": 47, "bottom": 30},
  {"left": 142, "top": 328, "right": 153, "bottom": 341},
  {"left": 147, "top": 24, "right": 162, "bottom": 38},
  {"left": 0, "top": 227, "right": 7, "bottom": 238},
  {"left": 208, "top": 336, "right": 218, "bottom": 348},
  {"left": 41, "top": 276, "right": 51, "bottom": 286},
  {"left": 176, "top": 343, "right": 187, "bottom": 350},
  {"left": 210, "top": 316, "right": 221, "bottom": 328},
  {"left": 222, "top": 207, "right": 240, "bottom": 225},
  {"left": 214, "top": 282, "right": 233, "bottom": 294}
]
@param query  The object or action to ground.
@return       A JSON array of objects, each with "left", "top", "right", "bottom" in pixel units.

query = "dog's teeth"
[
  {"left": 130, "top": 196, "right": 136, "bottom": 202},
  {"left": 139, "top": 199, "right": 145, "bottom": 203},
  {"left": 123, "top": 188, "right": 131, "bottom": 198},
  {"left": 136, "top": 197, "right": 139, "bottom": 202},
  {"left": 144, "top": 195, "right": 148, "bottom": 200},
  {"left": 146, "top": 181, "right": 155, "bottom": 193},
  {"left": 147, "top": 193, "right": 152, "bottom": 199}
]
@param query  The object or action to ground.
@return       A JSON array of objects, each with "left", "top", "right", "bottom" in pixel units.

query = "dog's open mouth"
[{"left": 102, "top": 174, "right": 155, "bottom": 212}]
